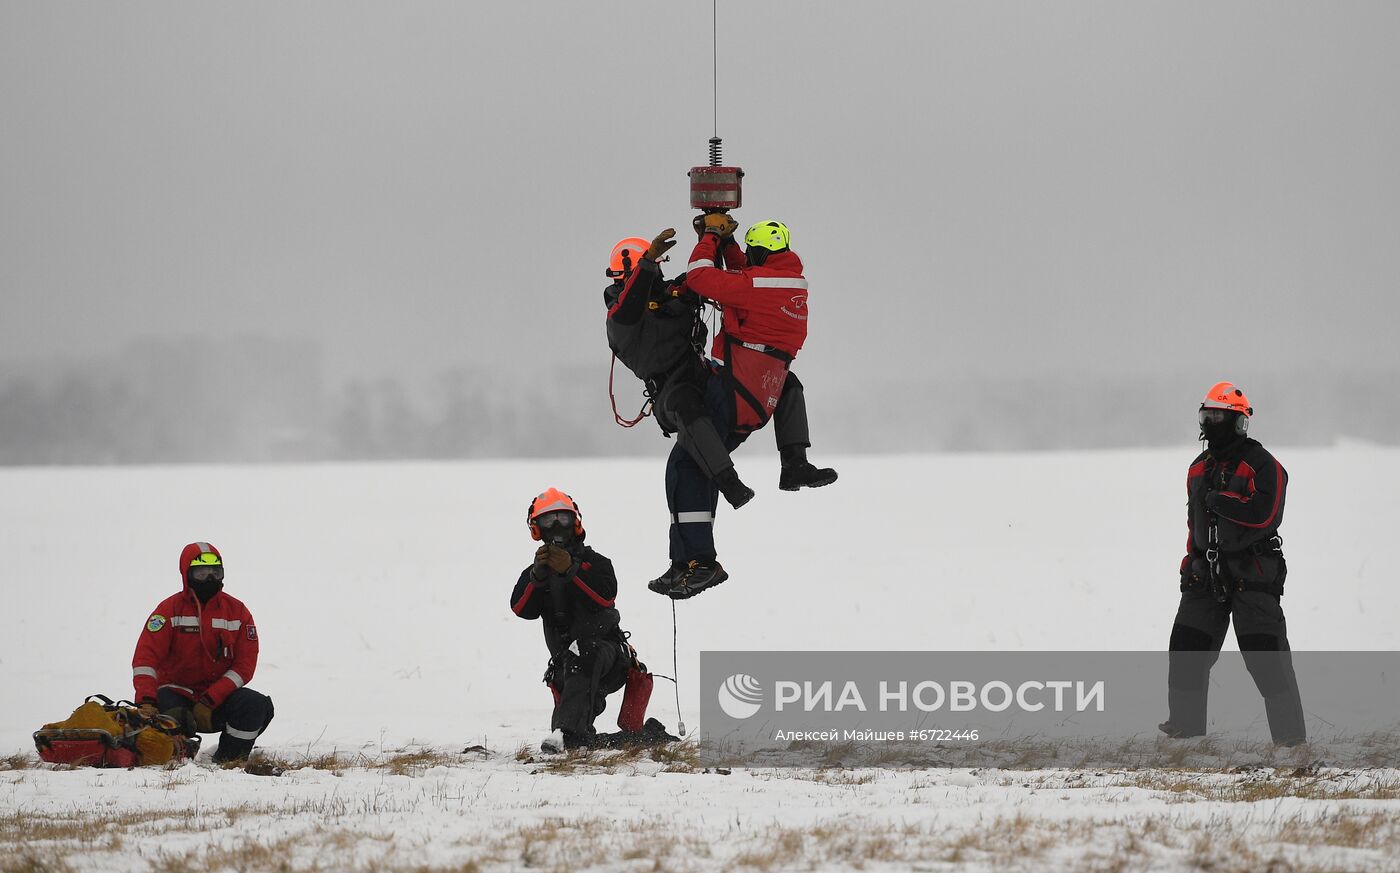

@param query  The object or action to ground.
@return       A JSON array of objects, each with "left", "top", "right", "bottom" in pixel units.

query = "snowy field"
[{"left": 3, "top": 446, "right": 1400, "bottom": 871}]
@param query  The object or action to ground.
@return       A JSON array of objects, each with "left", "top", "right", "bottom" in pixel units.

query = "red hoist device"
[
  {"left": 688, "top": 0, "right": 742, "bottom": 215},
  {"left": 689, "top": 136, "right": 742, "bottom": 214}
]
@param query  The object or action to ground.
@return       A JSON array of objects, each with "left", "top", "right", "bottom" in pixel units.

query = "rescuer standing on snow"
[
  {"left": 642, "top": 216, "right": 835, "bottom": 600},
  {"left": 510, "top": 489, "right": 674, "bottom": 751},
  {"left": 1161, "top": 383, "right": 1305, "bottom": 745},
  {"left": 131, "top": 542, "right": 275, "bottom": 764}
]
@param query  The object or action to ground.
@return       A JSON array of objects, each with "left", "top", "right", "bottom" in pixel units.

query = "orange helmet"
[
  {"left": 1201, "top": 381, "right": 1253, "bottom": 416},
  {"left": 606, "top": 237, "right": 651, "bottom": 280},
  {"left": 527, "top": 487, "right": 584, "bottom": 541}
]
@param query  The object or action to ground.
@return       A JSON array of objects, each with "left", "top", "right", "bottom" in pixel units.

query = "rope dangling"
[{"left": 672, "top": 599, "right": 686, "bottom": 737}]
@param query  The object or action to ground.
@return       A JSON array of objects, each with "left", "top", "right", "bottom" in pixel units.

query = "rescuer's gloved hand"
[
  {"left": 644, "top": 229, "right": 677, "bottom": 261},
  {"left": 137, "top": 701, "right": 160, "bottom": 720},
  {"left": 702, "top": 212, "right": 738, "bottom": 238},
  {"left": 692, "top": 214, "right": 708, "bottom": 237},
  {"left": 193, "top": 699, "right": 215, "bottom": 733},
  {"left": 531, "top": 545, "right": 552, "bottom": 581},
  {"left": 544, "top": 545, "right": 573, "bottom": 575}
]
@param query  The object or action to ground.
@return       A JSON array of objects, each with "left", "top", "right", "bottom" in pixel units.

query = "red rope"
[{"left": 610, "top": 354, "right": 651, "bottom": 427}]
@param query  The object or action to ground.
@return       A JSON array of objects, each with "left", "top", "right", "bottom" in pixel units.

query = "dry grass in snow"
[{"left": 5, "top": 755, "right": 1400, "bottom": 873}]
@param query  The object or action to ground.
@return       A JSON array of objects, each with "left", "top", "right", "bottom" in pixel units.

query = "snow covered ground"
[{"left": 3, "top": 446, "right": 1399, "bottom": 871}]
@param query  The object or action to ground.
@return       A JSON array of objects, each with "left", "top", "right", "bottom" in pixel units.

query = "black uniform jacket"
[
  {"left": 1180, "top": 437, "right": 1288, "bottom": 593},
  {"left": 510, "top": 543, "right": 621, "bottom": 658}
]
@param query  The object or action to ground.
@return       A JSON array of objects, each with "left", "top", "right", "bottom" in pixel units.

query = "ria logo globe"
[{"left": 718, "top": 673, "right": 763, "bottom": 719}]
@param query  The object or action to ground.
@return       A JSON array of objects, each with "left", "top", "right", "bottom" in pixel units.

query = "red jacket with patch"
[
  {"left": 131, "top": 543, "right": 260, "bottom": 708},
  {"left": 683, "top": 234, "right": 809, "bottom": 358}
]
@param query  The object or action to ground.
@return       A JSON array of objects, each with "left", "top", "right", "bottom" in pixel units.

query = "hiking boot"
[
  {"left": 649, "top": 562, "right": 686, "bottom": 595},
  {"left": 778, "top": 445, "right": 837, "bottom": 491},
  {"left": 1157, "top": 720, "right": 1202, "bottom": 739},
  {"left": 668, "top": 559, "right": 728, "bottom": 600},
  {"left": 212, "top": 735, "right": 256, "bottom": 764},
  {"left": 779, "top": 460, "right": 838, "bottom": 491},
  {"left": 715, "top": 467, "right": 755, "bottom": 509},
  {"left": 593, "top": 718, "right": 680, "bottom": 749}
]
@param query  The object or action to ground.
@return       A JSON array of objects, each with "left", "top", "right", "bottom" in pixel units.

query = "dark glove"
[
  {"left": 531, "top": 544, "right": 551, "bottom": 581},
  {"left": 544, "top": 544, "right": 573, "bottom": 575},
  {"left": 644, "top": 228, "right": 677, "bottom": 261},
  {"left": 193, "top": 699, "right": 215, "bottom": 733},
  {"left": 700, "top": 212, "right": 738, "bottom": 238}
]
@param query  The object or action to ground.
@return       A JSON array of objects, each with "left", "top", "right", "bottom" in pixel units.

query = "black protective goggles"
[
  {"left": 1198, "top": 408, "right": 1233, "bottom": 426},
  {"left": 534, "top": 510, "right": 576, "bottom": 530},
  {"left": 188, "top": 565, "right": 225, "bottom": 584}
]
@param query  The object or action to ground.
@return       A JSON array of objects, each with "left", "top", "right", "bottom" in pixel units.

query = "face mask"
[
  {"left": 540, "top": 521, "right": 575, "bottom": 547},
  {"left": 1199, "top": 411, "right": 1243, "bottom": 449},
  {"left": 746, "top": 246, "right": 770, "bottom": 266},
  {"left": 190, "top": 577, "right": 224, "bottom": 604}
]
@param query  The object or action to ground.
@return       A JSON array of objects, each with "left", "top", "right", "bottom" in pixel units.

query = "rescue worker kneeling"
[
  {"left": 511, "top": 489, "right": 674, "bottom": 752},
  {"left": 132, "top": 542, "right": 275, "bottom": 764}
]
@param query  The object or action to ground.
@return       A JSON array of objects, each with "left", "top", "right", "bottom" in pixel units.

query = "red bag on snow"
[{"left": 617, "top": 667, "right": 654, "bottom": 733}]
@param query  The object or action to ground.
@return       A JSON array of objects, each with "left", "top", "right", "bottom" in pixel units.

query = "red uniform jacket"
[
  {"left": 683, "top": 234, "right": 809, "bottom": 358},
  {"left": 132, "top": 543, "right": 259, "bottom": 708}
]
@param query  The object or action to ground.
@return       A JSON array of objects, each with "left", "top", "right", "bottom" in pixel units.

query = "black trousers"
[
  {"left": 657, "top": 363, "right": 812, "bottom": 480},
  {"left": 157, "top": 686, "right": 276, "bottom": 762},
  {"left": 550, "top": 639, "right": 630, "bottom": 741},
  {"left": 1167, "top": 588, "right": 1305, "bottom": 743}
]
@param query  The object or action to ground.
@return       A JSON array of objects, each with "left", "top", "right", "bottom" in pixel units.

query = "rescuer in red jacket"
[
  {"left": 132, "top": 542, "right": 274, "bottom": 763},
  {"left": 647, "top": 218, "right": 836, "bottom": 599}
]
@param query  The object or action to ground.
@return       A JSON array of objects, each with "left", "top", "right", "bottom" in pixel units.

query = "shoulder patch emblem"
[
  {"left": 246, "top": 625, "right": 257, "bottom": 641},
  {"left": 146, "top": 614, "right": 167, "bottom": 633}
]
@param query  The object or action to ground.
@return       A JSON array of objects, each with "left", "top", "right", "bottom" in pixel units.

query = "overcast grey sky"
[{"left": 3, "top": 1, "right": 1397, "bottom": 402}]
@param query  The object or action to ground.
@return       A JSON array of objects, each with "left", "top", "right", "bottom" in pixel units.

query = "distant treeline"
[{"left": 1, "top": 338, "right": 1396, "bottom": 465}]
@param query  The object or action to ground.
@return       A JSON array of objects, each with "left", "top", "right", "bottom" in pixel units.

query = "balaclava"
[{"left": 1201, "top": 410, "right": 1245, "bottom": 453}]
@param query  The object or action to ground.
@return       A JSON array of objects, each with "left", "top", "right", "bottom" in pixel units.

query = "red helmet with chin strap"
[
  {"left": 526, "top": 488, "right": 584, "bottom": 541},
  {"left": 606, "top": 237, "right": 651, "bottom": 280},
  {"left": 1202, "top": 381, "right": 1252, "bottom": 416},
  {"left": 1200, "top": 381, "right": 1253, "bottom": 437}
]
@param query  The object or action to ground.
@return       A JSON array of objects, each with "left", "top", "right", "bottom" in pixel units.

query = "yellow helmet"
[{"left": 744, "top": 220, "right": 790, "bottom": 253}]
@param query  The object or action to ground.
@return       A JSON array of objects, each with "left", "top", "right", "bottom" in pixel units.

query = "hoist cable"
[{"left": 712, "top": 0, "right": 718, "bottom": 139}]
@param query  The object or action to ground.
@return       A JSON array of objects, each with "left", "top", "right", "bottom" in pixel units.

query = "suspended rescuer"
[
  {"left": 510, "top": 489, "right": 676, "bottom": 752},
  {"left": 1161, "top": 383, "right": 1305, "bottom": 745},
  {"left": 641, "top": 215, "right": 835, "bottom": 600},
  {"left": 132, "top": 542, "right": 275, "bottom": 763},
  {"left": 604, "top": 230, "right": 834, "bottom": 513},
  {"left": 604, "top": 231, "right": 755, "bottom": 509}
]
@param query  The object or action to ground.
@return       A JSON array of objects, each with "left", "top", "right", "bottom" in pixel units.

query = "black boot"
[
  {"left": 779, "top": 445, "right": 837, "bottom": 491},
  {"left": 668, "top": 559, "right": 728, "bottom": 600},
  {"left": 212, "top": 733, "right": 256, "bottom": 764},
  {"left": 649, "top": 562, "right": 686, "bottom": 595},
  {"left": 715, "top": 467, "right": 755, "bottom": 509},
  {"left": 1157, "top": 720, "right": 1201, "bottom": 739}
]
